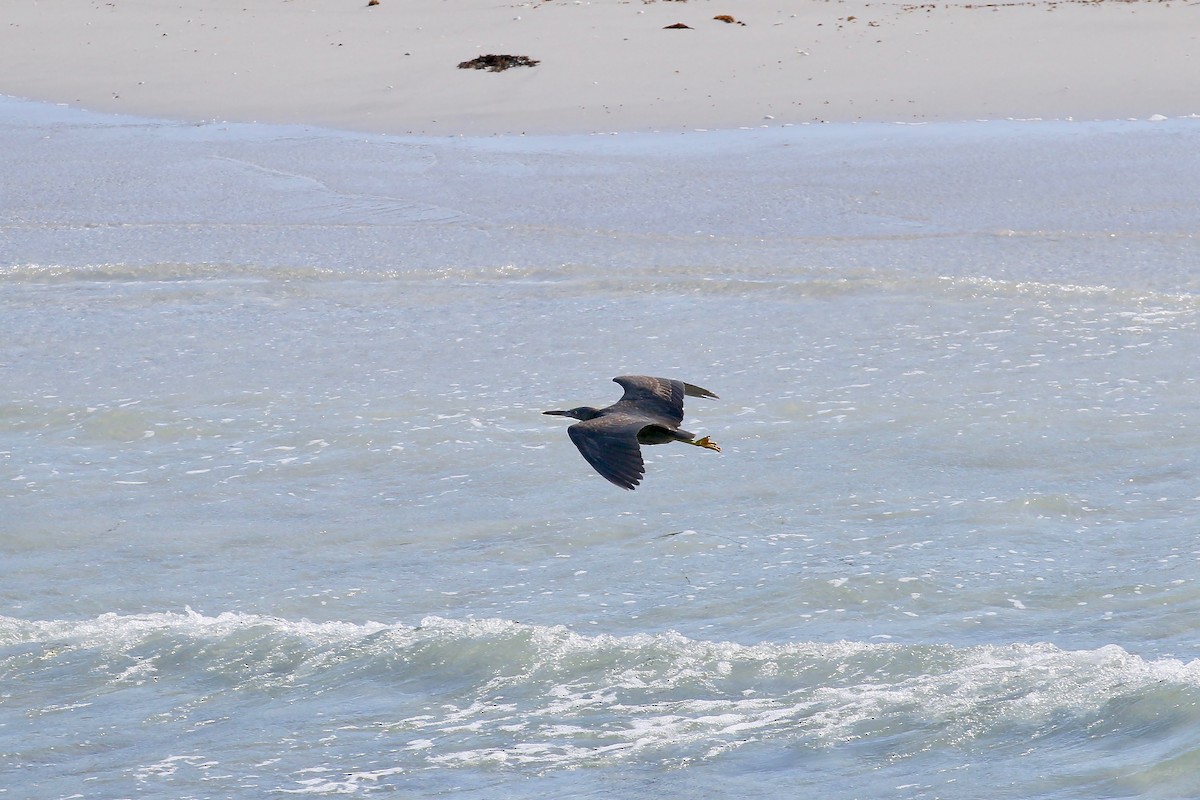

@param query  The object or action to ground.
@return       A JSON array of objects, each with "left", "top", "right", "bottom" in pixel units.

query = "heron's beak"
[{"left": 543, "top": 410, "right": 568, "bottom": 416}]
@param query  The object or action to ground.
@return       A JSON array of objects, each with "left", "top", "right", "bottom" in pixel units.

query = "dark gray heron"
[{"left": 543, "top": 375, "right": 721, "bottom": 490}]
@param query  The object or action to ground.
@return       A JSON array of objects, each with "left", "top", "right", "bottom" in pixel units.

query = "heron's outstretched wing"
[
  {"left": 567, "top": 415, "right": 647, "bottom": 490},
  {"left": 611, "top": 375, "right": 718, "bottom": 428}
]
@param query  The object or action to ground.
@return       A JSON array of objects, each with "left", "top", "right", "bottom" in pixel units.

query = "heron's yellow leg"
[{"left": 691, "top": 436, "right": 721, "bottom": 452}]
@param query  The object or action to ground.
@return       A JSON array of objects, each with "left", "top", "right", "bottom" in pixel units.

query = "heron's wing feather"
[
  {"left": 567, "top": 416, "right": 646, "bottom": 490},
  {"left": 681, "top": 382, "right": 718, "bottom": 401},
  {"left": 611, "top": 375, "right": 717, "bottom": 427},
  {"left": 611, "top": 375, "right": 686, "bottom": 427}
]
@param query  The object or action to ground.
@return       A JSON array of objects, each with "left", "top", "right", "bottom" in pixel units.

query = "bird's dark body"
[
  {"left": 544, "top": 375, "right": 720, "bottom": 490},
  {"left": 636, "top": 425, "right": 694, "bottom": 445}
]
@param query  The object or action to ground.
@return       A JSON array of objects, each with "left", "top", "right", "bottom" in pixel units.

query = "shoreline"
[{"left": 1, "top": 0, "right": 1196, "bottom": 137}]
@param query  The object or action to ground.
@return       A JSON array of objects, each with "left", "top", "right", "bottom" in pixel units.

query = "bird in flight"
[{"left": 543, "top": 375, "right": 721, "bottom": 490}]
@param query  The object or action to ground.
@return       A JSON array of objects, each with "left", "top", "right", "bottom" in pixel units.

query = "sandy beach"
[{"left": 1, "top": 0, "right": 1196, "bottom": 135}]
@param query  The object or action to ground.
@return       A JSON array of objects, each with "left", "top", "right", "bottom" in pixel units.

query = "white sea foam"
[{"left": 7, "top": 611, "right": 1200, "bottom": 766}]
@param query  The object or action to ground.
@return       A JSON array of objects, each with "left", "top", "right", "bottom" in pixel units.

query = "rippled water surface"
[{"left": 3, "top": 98, "right": 1199, "bottom": 797}]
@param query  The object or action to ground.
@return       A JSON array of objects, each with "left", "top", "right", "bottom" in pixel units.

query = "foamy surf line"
[{"left": 5, "top": 611, "right": 1199, "bottom": 771}]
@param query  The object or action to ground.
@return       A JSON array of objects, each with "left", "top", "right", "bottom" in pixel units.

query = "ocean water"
[{"left": 3, "top": 96, "right": 1200, "bottom": 797}]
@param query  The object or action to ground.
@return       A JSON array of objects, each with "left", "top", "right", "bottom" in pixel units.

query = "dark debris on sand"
[{"left": 457, "top": 54, "right": 541, "bottom": 72}]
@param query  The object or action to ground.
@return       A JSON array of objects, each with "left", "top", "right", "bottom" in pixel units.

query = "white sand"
[{"left": 1, "top": 0, "right": 1196, "bottom": 135}]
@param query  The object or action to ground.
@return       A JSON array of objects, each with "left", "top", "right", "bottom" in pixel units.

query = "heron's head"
[{"left": 543, "top": 406, "right": 602, "bottom": 421}]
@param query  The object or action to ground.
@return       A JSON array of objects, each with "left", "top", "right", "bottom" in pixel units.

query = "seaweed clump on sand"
[{"left": 457, "top": 54, "right": 540, "bottom": 72}]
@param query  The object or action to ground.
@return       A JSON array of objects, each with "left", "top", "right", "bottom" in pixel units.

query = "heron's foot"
[{"left": 693, "top": 436, "right": 721, "bottom": 453}]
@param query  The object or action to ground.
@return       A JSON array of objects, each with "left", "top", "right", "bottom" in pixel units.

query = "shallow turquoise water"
[{"left": 3, "top": 98, "right": 1199, "bottom": 797}]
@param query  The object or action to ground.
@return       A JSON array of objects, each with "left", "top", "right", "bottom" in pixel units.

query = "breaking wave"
[{"left": 5, "top": 610, "right": 1199, "bottom": 777}]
